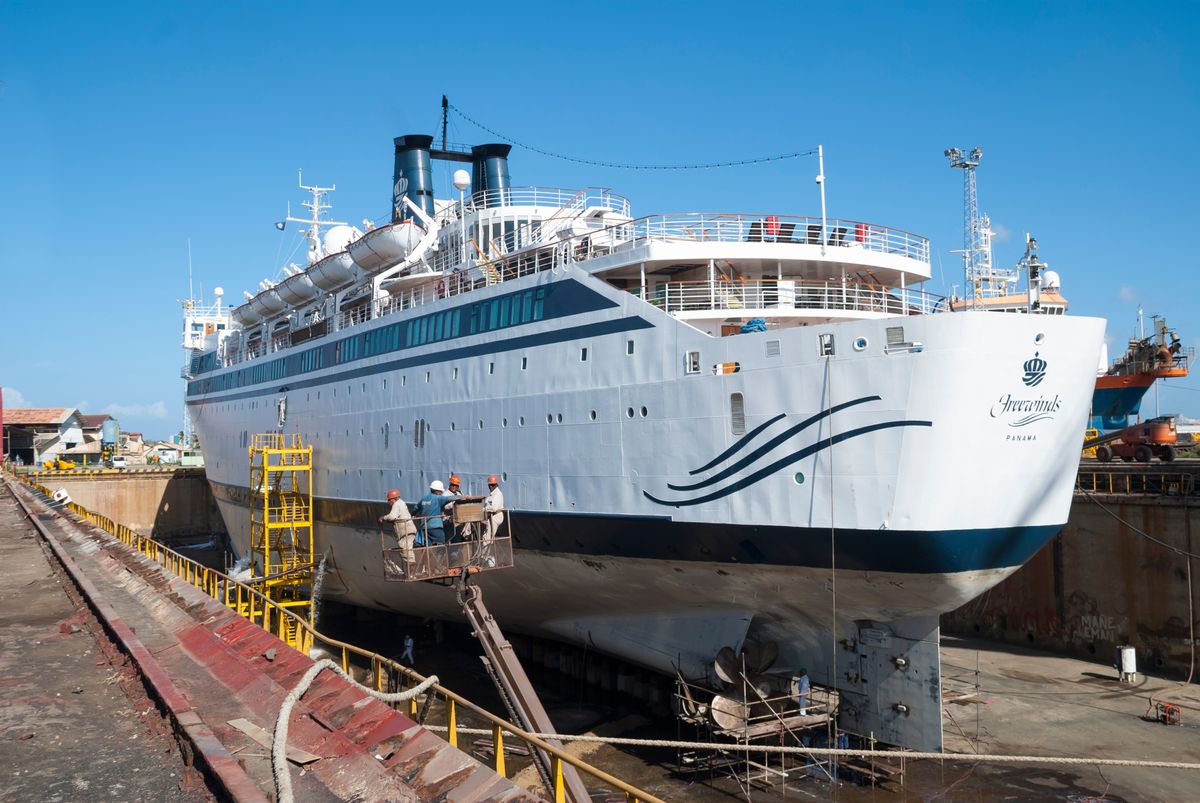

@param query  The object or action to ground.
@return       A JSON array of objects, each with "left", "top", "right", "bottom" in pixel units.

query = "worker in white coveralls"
[
  {"left": 378, "top": 488, "right": 418, "bottom": 576},
  {"left": 482, "top": 474, "right": 505, "bottom": 566}
]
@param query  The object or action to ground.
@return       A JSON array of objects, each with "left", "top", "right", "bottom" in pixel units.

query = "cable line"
[{"left": 447, "top": 101, "right": 816, "bottom": 170}]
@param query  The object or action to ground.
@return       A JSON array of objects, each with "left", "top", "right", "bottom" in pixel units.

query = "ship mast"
[{"left": 280, "top": 171, "right": 346, "bottom": 266}]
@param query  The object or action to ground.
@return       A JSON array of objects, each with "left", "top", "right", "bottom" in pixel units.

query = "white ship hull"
[{"left": 189, "top": 266, "right": 1103, "bottom": 743}]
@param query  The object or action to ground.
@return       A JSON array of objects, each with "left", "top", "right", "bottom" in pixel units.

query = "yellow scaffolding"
[{"left": 248, "top": 433, "right": 314, "bottom": 647}]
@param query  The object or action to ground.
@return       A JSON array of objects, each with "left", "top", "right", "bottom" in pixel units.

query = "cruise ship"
[{"left": 182, "top": 133, "right": 1105, "bottom": 751}]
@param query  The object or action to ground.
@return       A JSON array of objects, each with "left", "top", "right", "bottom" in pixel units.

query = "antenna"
[
  {"left": 283, "top": 170, "right": 347, "bottom": 265},
  {"left": 187, "top": 238, "right": 194, "bottom": 300}
]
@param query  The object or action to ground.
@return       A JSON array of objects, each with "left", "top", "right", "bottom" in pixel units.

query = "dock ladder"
[{"left": 248, "top": 433, "right": 315, "bottom": 647}]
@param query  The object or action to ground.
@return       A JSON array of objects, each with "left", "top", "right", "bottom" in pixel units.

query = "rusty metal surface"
[{"left": 948, "top": 476, "right": 1198, "bottom": 676}]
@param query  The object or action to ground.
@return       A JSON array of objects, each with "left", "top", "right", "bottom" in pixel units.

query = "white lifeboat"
[
  {"left": 230, "top": 304, "right": 262, "bottom": 327},
  {"left": 348, "top": 220, "right": 423, "bottom": 271},
  {"left": 249, "top": 288, "right": 287, "bottom": 318},
  {"left": 309, "top": 250, "right": 358, "bottom": 291},
  {"left": 277, "top": 271, "right": 320, "bottom": 305}
]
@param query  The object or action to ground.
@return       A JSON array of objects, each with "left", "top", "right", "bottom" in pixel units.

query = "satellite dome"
[
  {"left": 324, "top": 224, "right": 358, "bottom": 255},
  {"left": 1042, "top": 270, "right": 1061, "bottom": 290},
  {"left": 214, "top": 286, "right": 224, "bottom": 297}
]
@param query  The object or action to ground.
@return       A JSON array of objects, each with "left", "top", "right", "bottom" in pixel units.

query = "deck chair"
[{"left": 747, "top": 221, "right": 763, "bottom": 242}]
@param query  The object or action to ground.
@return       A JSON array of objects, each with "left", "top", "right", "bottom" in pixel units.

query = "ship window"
[
  {"left": 626, "top": 407, "right": 635, "bottom": 418},
  {"left": 547, "top": 413, "right": 554, "bottom": 424},
  {"left": 685, "top": 351, "right": 701, "bottom": 374},
  {"left": 519, "top": 416, "right": 525, "bottom": 426},
  {"left": 590, "top": 410, "right": 597, "bottom": 421},
  {"left": 453, "top": 367, "right": 459, "bottom": 380},
  {"left": 819, "top": 333, "right": 835, "bottom": 357},
  {"left": 383, "top": 422, "right": 389, "bottom": 449},
  {"left": 627, "top": 339, "right": 635, "bottom": 355},
  {"left": 557, "top": 413, "right": 563, "bottom": 423},
  {"left": 489, "top": 362, "right": 495, "bottom": 375},
  {"left": 640, "top": 406, "right": 648, "bottom": 418},
  {"left": 730, "top": 393, "right": 746, "bottom": 435},
  {"left": 478, "top": 420, "right": 484, "bottom": 429},
  {"left": 521, "top": 356, "right": 528, "bottom": 371},
  {"left": 580, "top": 347, "right": 588, "bottom": 362}
]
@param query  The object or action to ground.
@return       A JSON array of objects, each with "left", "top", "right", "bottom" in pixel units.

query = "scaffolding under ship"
[{"left": 181, "top": 131, "right": 1106, "bottom": 752}]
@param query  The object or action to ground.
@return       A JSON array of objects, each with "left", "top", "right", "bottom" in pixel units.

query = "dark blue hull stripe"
[
  {"left": 670, "top": 396, "right": 881, "bottom": 491},
  {"left": 689, "top": 413, "right": 786, "bottom": 475},
  {"left": 649, "top": 419, "right": 932, "bottom": 507},
  {"left": 186, "top": 315, "right": 654, "bottom": 406},
  {"left": 208, "top": 480, "right": 1060, "bottom": 574}
]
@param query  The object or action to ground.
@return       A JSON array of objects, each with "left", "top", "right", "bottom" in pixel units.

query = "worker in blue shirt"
[{"left": 416, "top": 480, "right": 453, "bottom": 545}]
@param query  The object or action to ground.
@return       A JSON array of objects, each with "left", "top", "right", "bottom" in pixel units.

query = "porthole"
[
  {"left": 853, "top": 336, "right": 868, "bottom": 352},
  {"left": 794, "top": 472, "right": 805, "bottom": 485},
  {"left": 556, "top": 413, "right": 563, "bottom": 423},
  {"left": 1034, "top": 332, "right": 1045, "bottom": 344},
  {"left": 501, "top": 472, "right": 508, "bottom": 482},
  {"left": 547, "top": 413, "right": 554, "bottom": 424},
  {"left": 589, "top": 410, "right": 597, "bottom": 421},
  {"left": 640, "top": 406, "right": 648, "bottom": 417},
  {"left": 626, "top": 407, "right": 635, "bottom": 418},
  {"left": 450, "top": 422, "right": 456, "bottom": 431},
  {"left": 519, "top": 416, "right": 525, "bottom": 426},
  {"left": 478, "top": 420, "right": 484, "bottom": 429},
  {"left": 502, "top": 418, "right": 508, "bottom": 427}
]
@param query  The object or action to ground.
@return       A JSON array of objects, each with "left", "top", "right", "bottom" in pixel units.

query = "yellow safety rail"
[
  {"left": 16, "top": 475, "right": 659, "bottom": 803},
  {"left": 1077, "top": 468, "right": 1197, "bottom": 497}
]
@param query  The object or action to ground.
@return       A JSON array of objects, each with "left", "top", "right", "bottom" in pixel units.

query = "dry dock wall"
[
  {"left": 34, "top": 469, "right": 225, "bottom": 539},
  {"left": 946, "top": 493, "right": 1199, "bottom": 677}
]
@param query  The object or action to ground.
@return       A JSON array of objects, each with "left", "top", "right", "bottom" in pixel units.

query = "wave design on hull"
[
  {"left": 669, "top": 395, "right": 881, "bottom": 491},
  {"left": 645, "top": 419, "right": 933, "bottom": 508}
]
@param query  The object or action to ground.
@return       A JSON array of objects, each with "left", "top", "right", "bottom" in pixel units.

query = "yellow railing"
[
  {"left": 17, "top": 476, "right": 659, "bottom": 803},
  {"left": 1077, "top": 469, "right": 1197, "bottom": 497}
]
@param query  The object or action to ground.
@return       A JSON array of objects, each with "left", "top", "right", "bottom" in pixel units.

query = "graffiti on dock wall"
[{"left": 958, "top": 588, "right": 1128, "bottom": 651}]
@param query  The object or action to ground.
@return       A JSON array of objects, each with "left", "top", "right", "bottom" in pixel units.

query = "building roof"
[
  {"left": 80, "top": 414, "right": 114, "bottom": 429},
  {"left": 152, "top": 441, "right": 185, "bottom": 452},
  {"left": 3, "top": 408, "right": 78, "bottom": 426}
]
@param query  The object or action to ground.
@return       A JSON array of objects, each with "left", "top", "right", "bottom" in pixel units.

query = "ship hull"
[{"left": 188, "top": 267, "right": 1104, "bottom": 748}]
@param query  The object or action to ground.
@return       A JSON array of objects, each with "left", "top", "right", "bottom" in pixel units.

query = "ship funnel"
[
  {"left": 392, "top": 134, "right": 435, "bottom": 223},
  {"left": 471, "top": 143, "right": 512, "bottom": 208}
]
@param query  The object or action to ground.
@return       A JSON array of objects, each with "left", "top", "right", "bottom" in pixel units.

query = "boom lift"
[
  {"left": 1083, "top": 416, "right": 1178, "bottom": 463},
  {"left": 381, "top": 502, "right": 590, "bottom": 803}
]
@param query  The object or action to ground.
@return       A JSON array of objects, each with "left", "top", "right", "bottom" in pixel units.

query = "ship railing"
[
  {"left": 1077, "top": 467, "right": 1198, "bottom": 498},
  {"left": 649, "top": 278, "right": 943, "bottom": 317},
  {"left": 14, "top": 476, "right": 661, "bottom": 803},
  {"left": 337, "top": 303, "right": 372, "bottom": 330},
  {"left": 461, "top": 185, "right": 630, "bottom": 215}
]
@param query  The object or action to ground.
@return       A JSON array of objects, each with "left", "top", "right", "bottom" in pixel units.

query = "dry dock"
[{"left": 0, "top": 479, "right": 541, "bottom": 802}]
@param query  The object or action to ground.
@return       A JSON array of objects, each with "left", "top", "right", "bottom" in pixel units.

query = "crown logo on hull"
[{"left": 1022, "top": 352, "right": 1047, "bottom": 387}]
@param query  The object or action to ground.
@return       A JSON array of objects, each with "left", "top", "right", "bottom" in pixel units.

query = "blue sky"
[{"left": 1, "top": 1, "right": 1197, "bottom": 437}]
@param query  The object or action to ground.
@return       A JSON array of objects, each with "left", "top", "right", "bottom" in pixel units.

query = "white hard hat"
[{"left": 430, "top": 480, "right": 445, "bottom": 492}]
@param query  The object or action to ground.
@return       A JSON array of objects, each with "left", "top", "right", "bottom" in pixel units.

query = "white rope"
[
  {"left": 418, "top": 726, "right": 1200, "bottom": 770},
  {"left": 273, "top": 659, "right": 438, "bottom": 803}
]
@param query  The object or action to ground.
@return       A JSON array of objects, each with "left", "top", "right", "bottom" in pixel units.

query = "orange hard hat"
[
  {"left": 386, "top": 488, "right": 400, "bottom": 500},
  {"left": 449, "top": 474, "right": 461, "bottom": 486},
  {"left": 487, "top": 475, "right": 499, "bottom": 485}
]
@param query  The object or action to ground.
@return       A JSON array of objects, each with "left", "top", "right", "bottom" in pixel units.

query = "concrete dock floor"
[{"left": 0, "top": 489, "right": 212, "bottom": 801}]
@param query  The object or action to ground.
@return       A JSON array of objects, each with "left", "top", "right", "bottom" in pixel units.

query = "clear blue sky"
[{"left": 2, "top": 1, "right": 1197, "bottom": 438}]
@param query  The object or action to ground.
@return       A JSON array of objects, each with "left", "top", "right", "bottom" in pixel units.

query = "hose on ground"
[{"left": 273, "top": 659, "right": 438, "bottom": 803}]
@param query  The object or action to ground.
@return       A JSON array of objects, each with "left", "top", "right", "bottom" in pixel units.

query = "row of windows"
[{"left": 188, "top": 285, "right": 557, "bottom": 396}]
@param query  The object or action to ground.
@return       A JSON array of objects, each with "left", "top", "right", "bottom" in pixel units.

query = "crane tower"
[{"left": 945, "top": 147, "right": 1018, "bottom": 303}]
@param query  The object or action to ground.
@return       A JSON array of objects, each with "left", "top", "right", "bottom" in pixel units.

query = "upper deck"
[{"left": 198, "top": 186, "right": 939, "bottom": 377}]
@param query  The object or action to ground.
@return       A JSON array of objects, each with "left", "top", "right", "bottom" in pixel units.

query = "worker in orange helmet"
[
  {"left": 442, "top": 473, "right": 464, "bottom": 541},
  {"left": 378, "top": 488, "right": 417, "bottom": 576},
  {"left": 482, "top": 474, "right": 505, "bottom": 566}
]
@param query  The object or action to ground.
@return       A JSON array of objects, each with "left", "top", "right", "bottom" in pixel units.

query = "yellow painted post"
[
  {"left": 448, "top": 699, "right": 457, "bottom": 747},
  {"left": 553, "top": 756, "right": 565, "bottom": 803},
  {"left": 493, "top": 724, "right": 506, "bottom": 776}
]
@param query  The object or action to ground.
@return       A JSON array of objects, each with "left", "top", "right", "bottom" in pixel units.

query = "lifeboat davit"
[
  {"left": 277, "top": 271, "right": 320, "bottom": 305},
  {"left": 348, "top": 220, "right": 422, "bottom": 272},
  {"left": 309, "top": 251, "right": 358, "bottom": 291}
]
